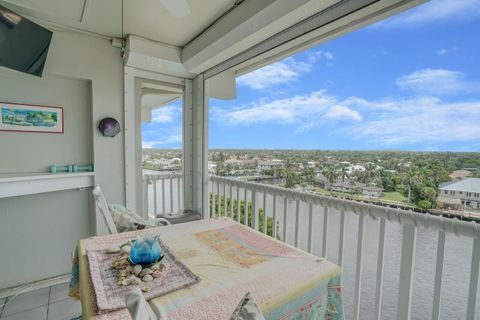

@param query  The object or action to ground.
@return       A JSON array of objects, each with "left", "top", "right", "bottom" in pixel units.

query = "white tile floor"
[{"left": 0, "top": 283, "right": 81, "bottom": 320}]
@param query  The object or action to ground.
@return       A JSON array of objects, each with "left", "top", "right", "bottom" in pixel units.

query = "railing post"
[
  {"left": 353, "top": 214, "right": 365, "bottom": 320},
  {"left": 262, "top": 192, "right": 267, "bottom": 234},
  {"left": 236, "top": 185, "right": 240, "bottom": 222},
  {"left": 283, "top": 197, "right": 288, "bottom": 243},
  {"left": 321, "top": 206, "right": 329, "bottom": 258},
  {"left": 223, "top": 182, "right": 227, "bottom": 217},
  {"left": 431, "top": 231, "right": 445, "bottom": 320},
  {"left": 216, "top": 181, "right": 220, "bottom": 217},
  {"left": 153, "top": 179, "right": 158, "bottom": 217},
  {"left": 397, "top": 223, "right": 417, "bottom": 320},
  {"left": 169, "top": 177, "right": 173, "bottom": 214},
  {"left": 338, "top": 209, "right": 345, "bottom": 266},
  {"left": 244, "top": 185, "right": 248, "bottom": 226},
  {"left": 272, "top": 194, "right": 277, "bottom": 239},
  {"left": 307, "top": 203, "right": 314, "bottom": 253},
  {"left": 161, "top": 178, "right": 166, "bottom": 215},
  {"left": 374, "top": 218, "right": 386, "bottom": 320},
  {"left": 252, "top": 189, "right": 258, "bottom": 230},
  {"left": 294, "top": 200, "right": 300, "bottom": 248},
  {"left": 229, "top": 184, "right": 233, "bottom": 218},
  {"left": 466, "top": 238, "right": 480, "bottom": 320}
]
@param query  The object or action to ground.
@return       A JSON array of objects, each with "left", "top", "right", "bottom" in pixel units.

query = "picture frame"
[{"left": 0, "top": 101, "right": 64, "bottom": 134}]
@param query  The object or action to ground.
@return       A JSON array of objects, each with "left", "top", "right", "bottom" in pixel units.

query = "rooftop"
[{"left": 439, "top": 178, "right": 480, "bottom": 193}]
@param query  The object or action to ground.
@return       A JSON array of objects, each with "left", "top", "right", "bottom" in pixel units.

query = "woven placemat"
[{"left": 87, "top": 239, "right": 200, "bottom": 313}]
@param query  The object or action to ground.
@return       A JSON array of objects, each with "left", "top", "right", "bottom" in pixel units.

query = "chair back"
[{"left": 92, "top": 185, "right": 118, "bottom": 234}]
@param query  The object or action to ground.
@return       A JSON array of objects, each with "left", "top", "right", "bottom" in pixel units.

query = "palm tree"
[
  {"left": 322, "top": 166, "right": 338, "bottom": 189},
  {"left": 404, "top": 168, "right": 418, "bottom": 204},
  {"left": 363, "top": 162, "right": 378, "bottom": 185},
  {"left": 215, "top": 152, "right": 225, "bottom": 176},
  {"left": 339, "top": 165, "right": 348, "bottom": 187}
]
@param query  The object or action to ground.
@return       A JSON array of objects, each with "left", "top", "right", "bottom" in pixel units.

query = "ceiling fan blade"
[{"left": 160, "top": 0, "right": 191, "bottom": 17}]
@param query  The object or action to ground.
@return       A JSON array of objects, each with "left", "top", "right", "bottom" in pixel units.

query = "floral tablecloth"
[{"left": 71, "top": 218, "right": 344, "bottom": 320}]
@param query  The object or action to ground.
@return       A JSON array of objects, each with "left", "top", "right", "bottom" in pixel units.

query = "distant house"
[
  {"left": 328, "top": 179, "right": 384, "bottom": 198},
  {"left": 315, "top": 172, "right": 327, "bottom": 188},
  {"left": 257, "top": 160, "right": 283, "bottom": 171},
  {"left": 449, "top": 170, "right": 473, "bottom": 181},
  {"left": 437, "top": 178, "right": 480, "bottom": 210},
  {"left": 361, "top": 185, "right": 384, "bottom": 198}
]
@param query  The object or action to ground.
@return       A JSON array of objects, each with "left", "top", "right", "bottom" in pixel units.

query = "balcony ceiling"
[{"left": 0, "top": 0, "right": 234, "bottom": 46}]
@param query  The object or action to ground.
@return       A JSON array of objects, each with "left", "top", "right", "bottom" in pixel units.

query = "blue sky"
[{"left": 143, "top": 0, "right": 480, "bottom": 151}]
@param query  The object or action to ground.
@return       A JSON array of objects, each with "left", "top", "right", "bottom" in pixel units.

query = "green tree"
[
  {"left": 404, "top": 168, "right": 419, "bottom": 204},
  {"left": 363, "top": 163, "right": 379, "bottom": 184},
  {"left": 322, "top": 166, "right": 338, "bottom": 188},
  {"left": 339, "top": 165, "right": 349, "bottom": 187},
  {"left": 215, "top": 152, "right": 225, "bottom": 176}
]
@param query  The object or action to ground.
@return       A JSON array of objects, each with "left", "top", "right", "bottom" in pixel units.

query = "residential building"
[
  {"left": 326, "top": 179, "right": 384, "bottom": 198},
  {"left": 257, "top": 160, "right": 284, "bottom": 171},
  {"left": 437, "top": 178, "right": 480, "bottom": 210}
]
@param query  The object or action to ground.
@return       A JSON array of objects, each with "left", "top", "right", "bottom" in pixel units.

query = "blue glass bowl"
[{"left": 129, "top": 236, "right": 162, "bottom": 265}]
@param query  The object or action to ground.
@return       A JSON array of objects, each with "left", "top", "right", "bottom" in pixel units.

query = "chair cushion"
[
  {"left": 230, "top": 292, "right": 265, "bottom": 320},
  {"left": 108, "top": 204, "right": 147, "bottom": 232}
]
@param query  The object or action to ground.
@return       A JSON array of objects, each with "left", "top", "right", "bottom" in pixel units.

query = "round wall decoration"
[{"left": 98, "top": 117, "right": 121, "bottom": 137}]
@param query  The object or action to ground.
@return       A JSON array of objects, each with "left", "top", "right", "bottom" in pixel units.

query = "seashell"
[
  {"left": 139, "top": 268, "right": 153, "bottom": 277},
  {"left": 121, "top": 279, "right": 132, "bottom": 286},
  {"left": 106, "top": 246, "right": 120, "bottom": 254},
  {"left": 142, "top": 274, "right": 153, "bottom": 282},
  {"left": 151, "top": 264, "right": 159, "bottom": 271},
  {"left": 152, "top": 270, "right": 163, "bottom": 278},
  {"left": 132, "top": 277, "right": 142, "bottom": 285},
  {"left": 121, "top": 245, "right": 131, "bottom": 254},
  {"left": 141, "top": 287, "right": 150, "bottom": 292},
  {"left": 133, "top": 265, "right": 142, "bottom": 276}
]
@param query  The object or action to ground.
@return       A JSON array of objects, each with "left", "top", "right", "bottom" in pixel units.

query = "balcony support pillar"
[{"left": 183, "top": 75, "right": 209, "bottom": 218}]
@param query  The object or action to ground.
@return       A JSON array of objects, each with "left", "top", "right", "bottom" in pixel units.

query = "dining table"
[{"left": 70, "top": 218, "right": 344, "bottom": 320}]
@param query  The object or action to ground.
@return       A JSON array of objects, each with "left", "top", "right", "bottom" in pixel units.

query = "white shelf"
[{"left": 0, "top": 172, "right": 95, "bottom": 198}]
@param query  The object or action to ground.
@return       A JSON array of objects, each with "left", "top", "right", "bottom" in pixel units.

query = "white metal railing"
[
  {"left": 143, "top": 172, "right": 480, "bottom": 319},
  {"left": 208, "top": 175, "right": 480, "bottom": 320},
  {"left": 143, "top": 172, "right": 183, "bottom": 217}
]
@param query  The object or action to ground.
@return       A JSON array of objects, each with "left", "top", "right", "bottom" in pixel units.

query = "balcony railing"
[
  {"left": 144, "top": 172, "right": 480, "bottom": 319},
  {"left": 143, "top": 172, "right": 183, "bottom": 217}
]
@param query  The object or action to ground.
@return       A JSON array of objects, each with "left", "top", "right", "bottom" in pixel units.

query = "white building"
[
  {"left": 437, "top": 178, "right": 480, "bottom": 210},
  {"left": 257, "top": 160, "right": 284, "bottom": 171}
]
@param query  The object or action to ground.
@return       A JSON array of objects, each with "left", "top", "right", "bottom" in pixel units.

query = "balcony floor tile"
[
  {"left": 1, "top": 287, "right": 49, "bottom": 317},
  {"left": 0, "top": 305, "right": 47, "bottom": 320}
]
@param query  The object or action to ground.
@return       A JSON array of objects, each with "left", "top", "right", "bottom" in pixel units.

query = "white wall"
[
  {"left": 0, "top": 30, "right": 124, "bottom": 289},
  {"left": 44, "top": 31, "right": 125, "bottom": 209}
]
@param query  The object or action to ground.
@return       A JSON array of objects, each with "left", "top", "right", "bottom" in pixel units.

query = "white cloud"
[
  {"left": 374, "top": 0, "right": 480, "bottom": 27},
  {"left": 211, "top": 88, "right": 480, "bottom": 148},
  {"left": 142, "top": 134, "right": 182, "bottom": 149},
  {"left": 151, "top": 105, "right": 181, "bottom": 123},
  {"left": 347, "top": 98, "right": 480, "bottom": 146},
  {"left": 435, "top": 47, "right": 457, "bottom": 56},
  {"left": 211, "top": 90, "right": 361, "bottom": 129},
  {"left": 324, "top": 105, "right": 362, "bottom": 121},
  {"left": 142, "top": 125, "right": 182, "bottom": 148},
  {"left": 396, "top": 69, "right": 480, "bottom": 95},
  {"left": 236, "top": 50, "right": 334, "bottom": 90}
]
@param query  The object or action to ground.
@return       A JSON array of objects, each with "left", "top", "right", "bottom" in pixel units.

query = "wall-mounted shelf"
[{"left": 0, "top": 172, "right": 95, "bottom": 199}]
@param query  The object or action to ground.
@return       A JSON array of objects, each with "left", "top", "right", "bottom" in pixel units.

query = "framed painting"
[{"left": 0, "top": 102, "right": 64, "bottom": 133}]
